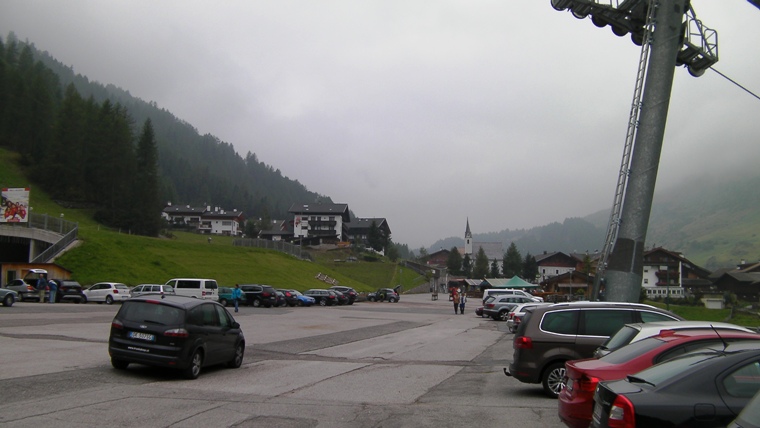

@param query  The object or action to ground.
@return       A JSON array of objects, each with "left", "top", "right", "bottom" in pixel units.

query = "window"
[
  {"left": 177, "top": 280, "right": 201, "bottom": 289},
  {"left": 541, "top": 310, "right": 579, "bottom": 335},
  {"left": 216, "top": 305, "right": 231, "bottom": 328},
  {"left": 644, "top": 279, "right": 649, "bottom": 284},
  {"left": 640, "top": 310, "right": 679, "bottom": 322},
  {"left": 724, "top": 360, "right": 760, "bottom": 398},
  {"left": 580, "top": 309, "right": 634, "bottom": 337}
]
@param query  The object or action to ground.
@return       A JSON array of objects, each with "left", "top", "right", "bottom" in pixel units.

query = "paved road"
[{"left": 0, "top": 293, "right": 563, "bottom": 427}]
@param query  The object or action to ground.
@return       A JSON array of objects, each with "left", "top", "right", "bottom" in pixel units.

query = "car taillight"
[
  {"left": 328, "top": 295, "right": 335, "bottom": 299},
  {"left": 608, "top": 395, "right": 635, "bottom": 428},
  {"left": 514, "top": 336, "right": 533, "bottom": 349},
  {"left": 113, "top": 289, "right": 119, "bottom": 294},
  {"left": 164, "top": 328, "right": 189, "bottom": 338},
  {"left": 263, "top": 292, "right": 271, "bottom": 297},
  {"left": 578, "top": 374, "right": 600, "bottom": 392},
  {"left": 508, "top": 313, "right": 515, "bottom": 320},
  {"left": 26, "top": 285, "right": 36, "bottom": 291},
  {"left": 486, "top": 303, "right": 495, "bottom": 309},
  {"left": 202, "top": 291, "right": 207, "bottom": 296},
  {"left": 111, "top": 319, "right": 124, "bottom": 330}
]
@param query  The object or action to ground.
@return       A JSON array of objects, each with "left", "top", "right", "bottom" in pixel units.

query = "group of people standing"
[
  {"left": 35, "top": 273, "right": 57, "bottom": 303},
  {"left": 452, "top": 288, "right": 467, "bottom": 314}
]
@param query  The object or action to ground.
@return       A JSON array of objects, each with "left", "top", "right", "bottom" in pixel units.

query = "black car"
[
  {"left": 52, "top": 280, "right": 86, "bottom": 303},
  {"left": 303, "top": 289, "right": 338, "bottom": 306},
  {"left": 239, "top": 284, "right": 277, "bottom": 307},
  {"left": 108, "top": 295, "right": 245, "bottom": 379},
  {"left": 276, "top": 289, "right": 299, "bottom": 307},
  {"left": 329, "top": 286, "right": 358, "bottom": 305},
  {"left": 333, "top": 290, "right": 349, "bottom": 305},
  {"left": 591, "top": 342, "right": 760, "bottom": 428}
]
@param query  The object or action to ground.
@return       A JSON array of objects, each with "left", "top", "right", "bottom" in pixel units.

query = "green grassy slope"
[{"left": 1, "top": 148, "right": 427, "bottom": 291}]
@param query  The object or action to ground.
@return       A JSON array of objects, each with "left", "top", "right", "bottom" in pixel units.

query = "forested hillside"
[{"left": 0, "top": 33, "right": 329, "bottom": 230}]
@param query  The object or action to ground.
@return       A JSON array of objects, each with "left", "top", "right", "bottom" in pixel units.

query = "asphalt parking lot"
[{"left": 0, "top": 293, "right": 564, "bottom": 427}]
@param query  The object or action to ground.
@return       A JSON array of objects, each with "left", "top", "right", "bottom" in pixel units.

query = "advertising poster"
[{"left": 1, "top": 187, "right": 30, "bottom": 223}]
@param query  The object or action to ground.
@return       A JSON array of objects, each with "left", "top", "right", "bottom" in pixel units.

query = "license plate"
[{"left": 128, "top": 331, "right": 155, "bottom": 342}]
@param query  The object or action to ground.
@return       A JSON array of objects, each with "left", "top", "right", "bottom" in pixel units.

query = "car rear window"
[
  {"left": 119, "top": 301, "right": 183, "bottom": 325},
  {"left": 601, "top": 325, "right": 641, "bottom": 352},
  {"left": 116, "top": 284, "right": 130, "bottom": 290},
  {"left": 600, "top": 336, "right": 667, "bottom": 364}
]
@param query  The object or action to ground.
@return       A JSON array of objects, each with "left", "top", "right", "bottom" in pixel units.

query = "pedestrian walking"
[
  {"left": 453, "top": 290, "right": 460, "bottom": 314},
  {"left": 459, "top": 291, "right": 467, "bottom": 315},
  {"left": 232, "top": 284, "right": 243, "bottom": 313},
  {"left": 48, "top": 279, "right": 58, "bottom": 303}
]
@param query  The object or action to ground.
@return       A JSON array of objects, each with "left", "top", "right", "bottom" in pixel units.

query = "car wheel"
[
  {"left": 498, "top": 311, "right": 509, "bottom": 321},
  {"left": 219, "top": 298, "right": 228, "bottom": 307},
  {"left": 105, "top": 295, "right": 114, "bottom": 305},
  {"left": 111, "top": 358, "right": 129, "bottom": 370},
  {"left": 183, "top": 350, "right": 203, "bottom": 380},
  {"left": 80, "top": 295, "right": 87, "bottom": 304},
  {"left": 3, "top": 294, "right": 14, "bottom": 307},
  {"left": 298, "top": 300, "right": 304, "bottom": 306},
  {"left": 252, "top": 299, "right": 261, "bottom": 308},
  {"left": 388, "top": 297, "right": 397, "bottom": 303},
  {"left": 228, "top": 343, "right": 244, "bottom": 368},
  {"left": 319, "top": 299, "right": 327, "bottom": 306},
  {"left": 542, "top": 362, "right": 566, "bottom": 399},
  {"left": 368, "top": 297, "right": 375, "bottom": 302}
]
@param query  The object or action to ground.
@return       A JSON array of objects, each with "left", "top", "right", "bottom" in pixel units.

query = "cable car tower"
[{"left": 550, "top": 0, "right": 718, "bottom": 302}]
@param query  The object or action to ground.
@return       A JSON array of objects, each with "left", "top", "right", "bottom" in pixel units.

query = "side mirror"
[{"left": 232, "top": 322, "right": 240, "bottom": 329}]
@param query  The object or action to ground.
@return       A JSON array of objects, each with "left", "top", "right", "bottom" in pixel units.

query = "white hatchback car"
[{"left": 83, "top": 282, "right": 131, "bottom": 304}]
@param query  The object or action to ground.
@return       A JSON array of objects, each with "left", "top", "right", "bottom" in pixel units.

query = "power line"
[{"left": 710, "top": 67, "right": 760, "bottom": 101}]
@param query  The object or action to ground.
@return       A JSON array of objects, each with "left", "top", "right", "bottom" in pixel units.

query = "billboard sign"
[{"left": 1, "top": 187, "right": 30, "bottom": 223}]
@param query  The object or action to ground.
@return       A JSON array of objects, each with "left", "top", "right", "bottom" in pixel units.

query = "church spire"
[{"left": 465, "top": 218, "right": 473, "bottom": 255}]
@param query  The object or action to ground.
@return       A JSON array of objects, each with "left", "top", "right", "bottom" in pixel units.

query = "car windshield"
[
  {"left": 627, "top": 352, "right": 722, "bottom": 386},
  {"left": 291, "top": 290, "right": 303, "bottom": 296}
]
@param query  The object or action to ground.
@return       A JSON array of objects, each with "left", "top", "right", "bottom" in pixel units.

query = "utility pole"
[{"left": 604, "top": 0, "right": 687, "bottom": 302}]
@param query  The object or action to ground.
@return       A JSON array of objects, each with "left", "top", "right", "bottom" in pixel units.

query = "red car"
[{"left": 558, "top": 328, "right": 760, "bottom": 428}]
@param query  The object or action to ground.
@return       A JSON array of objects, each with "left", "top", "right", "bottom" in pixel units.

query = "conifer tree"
[
  {"left": 446, "top": 246, "right": 463, "bottom": 275},
  {"left": 502, "top": 242, "right": 523, "bottom": 278},
  {"left": 133, "top": 119, "right": 161, "bottom": 236},
  {"left": 473, "top": 247, "right": 489, "bottom": 279}
]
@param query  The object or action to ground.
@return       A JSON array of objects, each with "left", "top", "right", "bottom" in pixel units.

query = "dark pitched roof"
[
  {"left": 345, "top": 217, "right": 391, "bottom": 234},
  {"left": 288, "top": 203, "right": 350, "bottom": 220},
  {"left": 163, "top": 205, "right": 206, "bottom": 215}
]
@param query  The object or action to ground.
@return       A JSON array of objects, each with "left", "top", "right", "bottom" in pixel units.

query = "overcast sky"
[{"left": 2, "top": 1, "right": 759, "bottom": 250}]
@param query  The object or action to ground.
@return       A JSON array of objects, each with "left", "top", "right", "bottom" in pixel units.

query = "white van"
[
  {"left": 164, "top": 278, "right": 218, "bottom": 300},
  {"left": 482, "top": 288, "right": 542, "bottom": 304}
]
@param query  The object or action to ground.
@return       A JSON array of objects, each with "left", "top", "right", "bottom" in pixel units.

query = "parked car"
[
  {"left": 367, "top": 286, "right": 400, "bottom": 302},
  {"left": 729, "top": 389, "right": 760, "bottom": 428},
  {"left": 52, "top": 279, "right": 87, "bottom": 303},
  {"left": 239, "top": 284, "right": 277, "bottom": 307},
  {"left": 108, "top": 294, "right": 245, "bottom": 379},
  {"left": 593, "top": 320, "right": 755, "bottom": 358},
  {"left": 83, "top": 282, "right": 131, "bottom": 304},
  {"left": 482, "top": 288, "right": 543, "bottom": 303},
  {"left": 1, "top": 288, "right": 18, "bottom": 306},
  {"left": 303, "top": 289, "right": 339, "bottom": 306},
  {"left": 329, "top": 286, "right": 358, "bottom": 304},
  {"left": 559, "top": 329, "right": 760, "bottom": 428},
  {"left": 5, "top": 268, "right": 49, "bottom": 301},
  {"left": 287, "top": 289, "right": 315, "bottom": 306},
  {"left": 276, "top": 289, "right": 300, "bottom": 307},
  {"left": 273, "top": 290, "right": 288, "bottom": 307},
  {"left": 217, "top": 287, "right": 234, "bottom": 307},
  {"left": 333, "top": 290, "right": 350, "bottom": 305},
  {"left": 591, "top": 342, "right": 760, "bottom": 428},
  {"left": 506, "top": 302, "right": 552, "bottom": 333},
  {"left": 475, "top": 306, "right": 484, "bottom": 317},
  {"left": 504, "top": 301, "right": 683, "bottom": 398},
  {"left": 129, "top": 283, "right": 175, "bottom": 298},
  {"left": 482, "top": 295, "right": 520, "bottom": 321}
]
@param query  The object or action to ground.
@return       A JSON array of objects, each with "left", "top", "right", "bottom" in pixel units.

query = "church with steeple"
[{"left": 462, "top": 218, "right": 504, "bottom": 271}]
